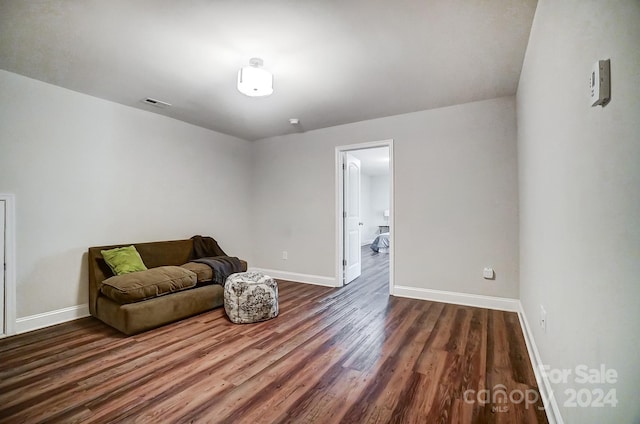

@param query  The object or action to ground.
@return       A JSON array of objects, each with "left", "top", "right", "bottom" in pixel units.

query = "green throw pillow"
[{"left": 101, "top": 245, "right": 147, "bottom": 275}]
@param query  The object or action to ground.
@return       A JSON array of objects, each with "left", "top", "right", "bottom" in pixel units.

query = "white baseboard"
[
  {"left": 517, "top": 301, "right": 564, "bottom": 424},
  {"left": 248, "top": 267, "right": 336, "bottom": 287},
  {"left": 393, "top": 285, "right": 520, "bottom": 312},
  {"left": 15, "top": 304, "right": 90, "bottom": 335}
]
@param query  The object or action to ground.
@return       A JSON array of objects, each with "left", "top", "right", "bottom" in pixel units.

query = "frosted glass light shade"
[{"left": 237, "top": 62, "right": 273, "bottom": 97}]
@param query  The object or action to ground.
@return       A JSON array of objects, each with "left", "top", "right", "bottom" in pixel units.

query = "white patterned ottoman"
[{"left": 224, "top": 271, "right": 279, "bottom": 324}]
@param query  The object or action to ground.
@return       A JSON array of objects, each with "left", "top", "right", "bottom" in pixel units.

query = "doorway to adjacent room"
[{"left": 335, "top": 140, "right": 393, "bottom": 294}]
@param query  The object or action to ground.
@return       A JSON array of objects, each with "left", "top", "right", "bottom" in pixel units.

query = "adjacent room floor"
[
  {"left": 0, "top": 254, "right": 547, "bottom": 423},
  {"left": 349, "top": 244, "right": 390, "bottom": 291}
]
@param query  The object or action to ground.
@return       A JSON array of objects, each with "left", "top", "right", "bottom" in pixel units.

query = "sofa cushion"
[
  {"left": 100, "top": 266, "right": 197, "bottom": 304},
  {"left": 180, "top": 262, "right": 213, "bottom": 283},
  {"left": 101, "top": 245, "right": 148, "bottom": 275}
]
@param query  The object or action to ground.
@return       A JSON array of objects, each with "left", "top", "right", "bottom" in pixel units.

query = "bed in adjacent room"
[{"left": 370, "top": 232, "right": 390, "bottom": 253}]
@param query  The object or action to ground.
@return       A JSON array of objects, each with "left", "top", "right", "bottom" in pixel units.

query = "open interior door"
[{"left": 344, "top": 153, "right": 362, "bottom": 284}]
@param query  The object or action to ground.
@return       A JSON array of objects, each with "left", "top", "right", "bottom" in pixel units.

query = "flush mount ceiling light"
[{"left": 237, "top": 57, "right": 273, "bottom": 97}]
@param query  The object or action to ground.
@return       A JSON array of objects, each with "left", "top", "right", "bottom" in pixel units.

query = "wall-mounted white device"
[
  {"left": 483, "top": 267, "right": 495, "bottom": 280},
  {"left": 590, "top": 59, "right": 611, "bottom": 107}
]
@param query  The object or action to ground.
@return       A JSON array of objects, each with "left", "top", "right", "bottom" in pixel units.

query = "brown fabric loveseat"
[{"left": 88, "top": 238, "right": 247, "bottom": 335}]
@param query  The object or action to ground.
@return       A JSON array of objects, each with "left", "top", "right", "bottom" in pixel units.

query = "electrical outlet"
[
  {"left": 282, "top": 251, "right": 288, "bottom": 260},
  {"left": 539, "top": 305, "right": 547, "bottom": 332},
  {"left": 483, "top": 267, "right": 495, "bottom": 279}
]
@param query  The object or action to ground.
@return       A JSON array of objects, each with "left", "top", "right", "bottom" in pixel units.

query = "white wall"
[
  {"left": 370, "top": 174, "right": 390, "bottom": 231},
  {"left": 251, "top": 96, "right": 519, "bottom": 298},
  {"left": 359, "top": 173, "right": 375, "bottom": 244},
  {"left": 517, "top": 1, "right": 640, "bottom": 422},
  {"left": 0, "top": 70, "right": 253, "bottom": 319},
  {"left": 357, "top": 173, "right": 390, "bottom": 245}
]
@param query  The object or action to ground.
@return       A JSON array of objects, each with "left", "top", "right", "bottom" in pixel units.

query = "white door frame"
[
  {"left": 335, "top": 139, "right": 394, "bottom": 294},
  {"left": 0, "top": 194, "right": 16, "bottom": 337}
]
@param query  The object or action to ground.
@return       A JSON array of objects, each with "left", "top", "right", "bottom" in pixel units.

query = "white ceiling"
[{"left": 0, "top": 0, "right": 537, "bottom": 141}]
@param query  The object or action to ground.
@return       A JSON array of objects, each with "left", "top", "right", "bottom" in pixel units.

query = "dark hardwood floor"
[{"left": 0, "top": 248, "right": 547, "bottom": 423}]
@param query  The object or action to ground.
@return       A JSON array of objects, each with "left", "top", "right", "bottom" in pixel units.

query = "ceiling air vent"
[{"left": 142, "top": 98, "right": 171, "bottom": 108}]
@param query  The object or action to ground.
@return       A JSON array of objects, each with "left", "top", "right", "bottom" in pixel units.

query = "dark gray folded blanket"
[
  {"left": 190, "top": 235, "right": 228, "bottom": 259},
  {"left": 191, "top": 256, "right": 243, "bottom": 285}
]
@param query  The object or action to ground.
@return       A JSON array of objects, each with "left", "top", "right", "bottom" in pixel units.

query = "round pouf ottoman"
[{"left": 224, "top": 271, "right": 279, "bottom": 324}]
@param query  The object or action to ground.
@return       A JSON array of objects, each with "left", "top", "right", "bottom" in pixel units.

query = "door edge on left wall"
[{"left": 0, "top": 194, "right": 17, "bottom": 337}]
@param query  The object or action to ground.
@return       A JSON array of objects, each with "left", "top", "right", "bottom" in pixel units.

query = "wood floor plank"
[
  {"left": 0, "top": 246, "right": 548, "bottom": 423},
  {"left": 131, "top": 376, "right": 234, "bottom": 424},
  {"left": 339, "top": 305, "right": 442, "bottom": 423},
  {"left": 277, "top": 364, "right": 367, "bottom": 423},
  {"left": 184, "top": 293, "right": 385, "bottom": 423},
  {"left": 0, "top": 323, "right": 223, "bottom": 422},
  {"left": 0, "top": 318, "right": 107, "bottom": 355}
]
